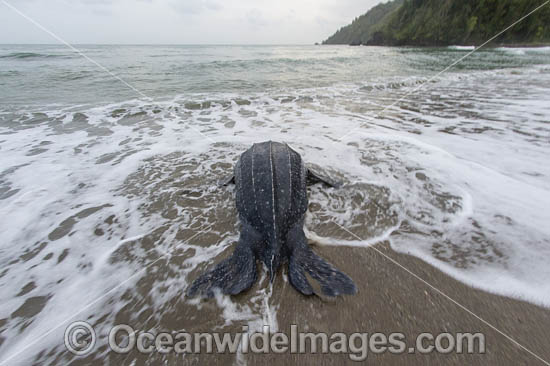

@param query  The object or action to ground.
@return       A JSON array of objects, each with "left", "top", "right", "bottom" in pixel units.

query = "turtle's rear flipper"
[
  {"left": 288, "top": 231, "right": 356, "bottom": 297},
  {"left": 187, "top": 229, "right": 258, "bottom": 298}
]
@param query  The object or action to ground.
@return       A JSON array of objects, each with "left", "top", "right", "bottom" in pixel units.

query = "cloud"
[
  {"left": 169, "top": 0, "right": 221, "bottom": 15},
  {"left": 245, "top": 8, "right": 268, "bottom": 29},
  {"left": 0, "top": 0, "right": 384, "bottom": 44}
]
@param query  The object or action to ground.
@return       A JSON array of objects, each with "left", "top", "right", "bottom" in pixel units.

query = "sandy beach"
[{"left": 62, "top": 240, "right": 550, "bottom": 366}]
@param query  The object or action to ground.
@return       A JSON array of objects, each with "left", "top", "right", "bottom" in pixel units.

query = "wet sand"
[
  {"left": 247, "top": 241, "right": 550, "bottom": 365},
  {"left": 28, "top": 148, "right": 550, "bottom": 366},
  {"left": 64, "top": 240, "right": 550, "bottom": 366}
]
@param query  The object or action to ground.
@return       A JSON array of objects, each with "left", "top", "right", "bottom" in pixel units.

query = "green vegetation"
[
  {"left": 323, "top": 0, "right": 404, "bottom": 45},
  {"left": 323, "top": 0, "right": 550, "bottom": 46}
]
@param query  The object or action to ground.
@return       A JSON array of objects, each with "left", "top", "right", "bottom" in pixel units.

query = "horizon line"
[{"left": 0, "top": 42, "right": 327, "bottom": 46}]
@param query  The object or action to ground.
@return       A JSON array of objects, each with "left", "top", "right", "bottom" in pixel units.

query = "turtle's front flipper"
[
  {"left": 306, "top": 168, "right": 341, "bottom": 188},
  {"left": 218, "top": 175, "right": 235, "bottom": 187},
  {"left": 187, "top": 224, "right": 259, "bottom": 298}
]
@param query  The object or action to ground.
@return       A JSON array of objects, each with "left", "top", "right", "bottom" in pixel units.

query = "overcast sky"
[{"left": 0, "top": 0, "right": 383, "bottom": 44}]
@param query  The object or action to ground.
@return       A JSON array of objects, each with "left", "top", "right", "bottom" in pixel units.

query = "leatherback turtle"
[{"left": 187, "top": 141, "right": 357, "bottom": 297}]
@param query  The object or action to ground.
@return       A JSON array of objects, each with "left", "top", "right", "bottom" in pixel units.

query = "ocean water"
[{"left": 1, "top": 44, "right": 550, "bottom": 364}]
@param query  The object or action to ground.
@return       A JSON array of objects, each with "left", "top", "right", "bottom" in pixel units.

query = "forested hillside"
[
  {"left": 323, "top": 0, "right": 550, "bottom": 46},
  {"left": 323, "top": 0, "right": 403, "bottom": 45}
]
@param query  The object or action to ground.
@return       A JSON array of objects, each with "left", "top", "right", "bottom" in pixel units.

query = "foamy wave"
[{"left": 447, "top": 45, "right": 475, "bottom": 50}]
